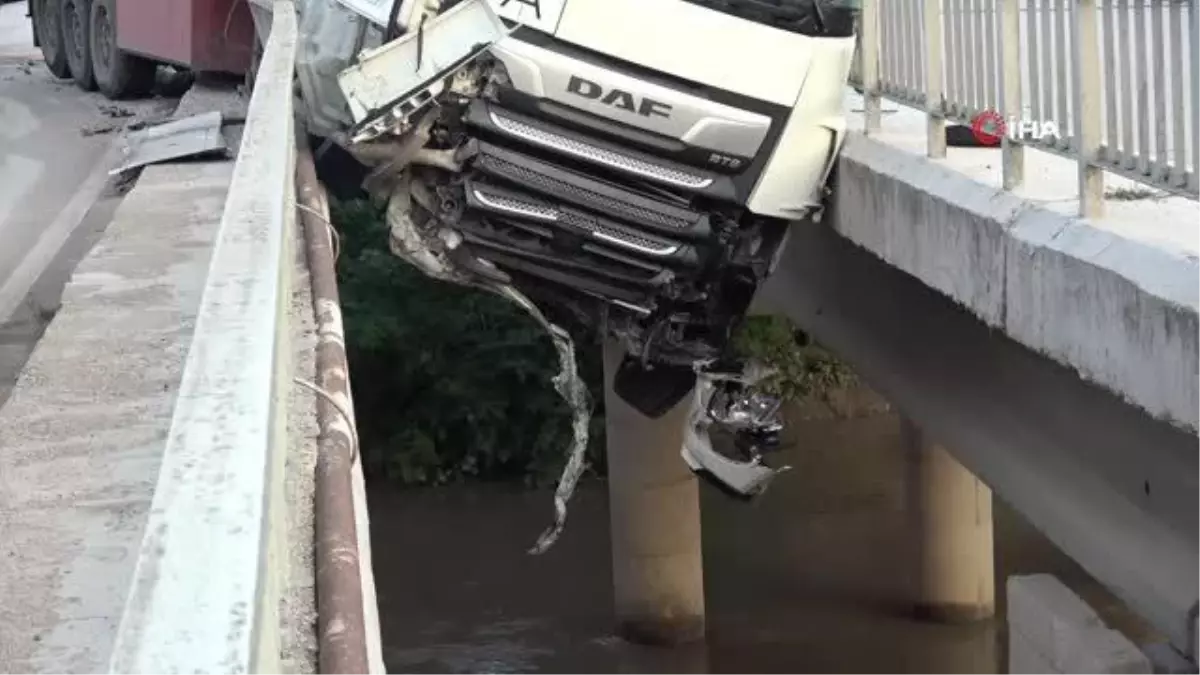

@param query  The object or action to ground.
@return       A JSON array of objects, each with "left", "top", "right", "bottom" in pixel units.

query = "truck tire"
[
  {"left": 61, "top": 0, "right": 96, "bottom": 91},
  {"left": 34, "top": 0, "right": 73, "bottom": 79},
  {"left": 90, "top": 0, "right": 156, "bottom": 99},
  {"left": 30, "top": 0, "right": 40, "bottom": 47},
  {"left": 679, "top": 0, "right": 858, "bottom": 37}
]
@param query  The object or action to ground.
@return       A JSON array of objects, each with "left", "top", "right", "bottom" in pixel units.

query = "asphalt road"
[{"left": 0, "top": 0, "right": 174, "bottom": 402}]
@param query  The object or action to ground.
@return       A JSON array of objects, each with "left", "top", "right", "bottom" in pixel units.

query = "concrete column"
[
  {"left": 602, "top": 339, "right": 706, "bottom": 646},
  {"left": 902, "top": 417, "right": 995, "bottom": 622}
]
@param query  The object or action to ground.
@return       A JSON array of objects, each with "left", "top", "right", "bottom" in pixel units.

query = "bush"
[
  {"left": 730, "top": 314, "right": 856, "bottom": 404},
  {"left": 333, "top": 198, "right": 853, "bottom": 487},
  {"left": 333, "top": 198, "right": 606, "bottom": 487}
]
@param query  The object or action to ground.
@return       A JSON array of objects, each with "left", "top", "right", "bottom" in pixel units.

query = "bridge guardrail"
[
  {"left": 852, "top": 0, "right": 1198, "bottom": 216},
  {"left": 106, "top": 1, "right": 300, "bottom": 672}
]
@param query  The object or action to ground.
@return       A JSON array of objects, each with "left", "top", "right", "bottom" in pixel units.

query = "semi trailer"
[{"left": 28, "top": 0, "right": 256, "bottom": 98}]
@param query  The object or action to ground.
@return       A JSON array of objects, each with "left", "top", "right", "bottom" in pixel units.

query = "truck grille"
[
  {"left": 484, "top": 109, "right": 715, "bottom": 190},
  {"left": 466, "top": 181, "right": 686, "bottom": 259},
  {"left": 476, "top": 153, "right": 701, "bottom": 234},
  {"left": 456, "top": 100, "right": 728, "bottom": 312}
]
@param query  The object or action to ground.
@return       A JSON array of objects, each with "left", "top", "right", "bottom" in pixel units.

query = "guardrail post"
[
  {"left": 1000, "top": 0, "right": 1025, "bottom": 189},
  {"left": 902, "top": 417, "right": 995, "bottom": 623},
  {"left": 861, "top": 0, "right": 883, "bottom": 134},
  {"left": 925, "top": 0, "right": 946, "bottom": 158},
  {"left": 602, "top": 339, "right": 706, "bottom": 646},
  {"left": 1074, "top": 0, "right": 1104, "bottom": 217}
]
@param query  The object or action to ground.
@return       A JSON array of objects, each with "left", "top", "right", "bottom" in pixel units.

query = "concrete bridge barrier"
[
  {"left": 757, "top": 123, "right": 1198, "bottom": 667},
  {"left": 103, "top": 2, "right": 385, "bottom": 671}
]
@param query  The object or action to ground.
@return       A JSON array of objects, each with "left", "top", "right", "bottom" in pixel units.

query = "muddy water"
[{"left": 367, "top": 387, "right": 1155, "bottom": 674}]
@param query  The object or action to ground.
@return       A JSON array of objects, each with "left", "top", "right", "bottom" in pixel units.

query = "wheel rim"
[{"left": 93, "top": 4, "right": 113, "bottom": 76}]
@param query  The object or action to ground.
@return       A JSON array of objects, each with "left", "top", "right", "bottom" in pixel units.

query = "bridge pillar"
[
  {"left": 602, "top": 339, "right": 706, "bottom": 646},
  {"left": 902, "top": 417, "right": 996, "bottom": 622}
]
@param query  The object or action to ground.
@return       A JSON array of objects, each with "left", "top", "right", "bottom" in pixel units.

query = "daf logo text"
[{"left": 566, "top": 76, "right": 673, "bottom": 119}]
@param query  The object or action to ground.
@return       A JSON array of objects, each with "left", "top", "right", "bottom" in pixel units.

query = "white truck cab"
[{"left": 303, "top": 0, "right": 860, "bottom": 500}]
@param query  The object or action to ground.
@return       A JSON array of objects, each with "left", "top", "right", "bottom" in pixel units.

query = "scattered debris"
[
  {"left": 109, "top": 110, "right": 228, "bottom": 174},
  {"left": 98, "top": 104, "right": 135, "bottom": 118},
  {"left": 80, "top": 122, "right": 122, "bottom": 137},
  {"left": 80, "top": 112, "right": 173, "bottom": 137}
]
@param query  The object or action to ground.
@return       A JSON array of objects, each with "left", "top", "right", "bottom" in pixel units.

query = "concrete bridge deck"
[{"left": 754, "top": 85, "right": 1198, "bottom": 666}]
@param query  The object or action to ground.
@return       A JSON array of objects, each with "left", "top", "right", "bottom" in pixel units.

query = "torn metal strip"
[
  {"left": 381, "top": 173, "right": 593, "bottom": 554},
  {"left": 492, "top": 285, "right": 592, "bottom": 556}
]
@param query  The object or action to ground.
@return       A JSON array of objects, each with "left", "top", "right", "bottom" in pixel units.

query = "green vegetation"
[
  {"left": 334, "top": 198, "right": 606, "bottom": 487},
  {"left": 333, "top": 199, "right": 854, "bottom": 487},
  {"left": 1105, "top": 186, "right": 1162, "bottom": 201},
  {"left": 730, "top": 314, "right": 856, "bottom": 404}
]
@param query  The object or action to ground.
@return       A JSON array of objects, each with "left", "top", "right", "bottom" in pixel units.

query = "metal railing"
[{"left": 852, "top": 0, "right": 1199, "bottom": 217}]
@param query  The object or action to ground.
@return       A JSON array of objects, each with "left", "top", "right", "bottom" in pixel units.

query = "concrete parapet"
[
  {"left": 833, "top": 133, "right": 1199, "bottom": 432},
  {"left": 106, "top": 4, "right": 303, "bottom": 672}
]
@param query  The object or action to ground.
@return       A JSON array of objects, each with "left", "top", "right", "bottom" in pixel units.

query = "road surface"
[{"left": 0, "top": 0, "right": 174, "bottom": 403}]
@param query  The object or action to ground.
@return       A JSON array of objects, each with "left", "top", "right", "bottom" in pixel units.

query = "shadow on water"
[{"left": 367, "top": 387, "right": 1156, "bottom": 674}]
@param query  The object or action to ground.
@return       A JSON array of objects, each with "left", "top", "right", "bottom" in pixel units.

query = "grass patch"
[{"left": 1106, "top": 186, "right": 1162, "bottom": 201}]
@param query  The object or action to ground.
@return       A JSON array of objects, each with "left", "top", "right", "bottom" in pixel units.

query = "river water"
[{"left": 366, "top": 386, "right": 1156, "bottom": 673}]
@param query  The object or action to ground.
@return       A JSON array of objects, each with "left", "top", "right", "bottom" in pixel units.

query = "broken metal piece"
[
  {"left": 109, "top": 111, "right": 228, "bottom": 175},
  {"left": 504, "top": 286, "right": 592, "bottom": 556},
  {"left": 380, "top": 167, "right": 593, "bottom": 555},
  {"left": 336, "top": 0, "right": 507, "bottom": 142},
  {"left": 681, "top": 361, "right": 792, "bottom": 499}
]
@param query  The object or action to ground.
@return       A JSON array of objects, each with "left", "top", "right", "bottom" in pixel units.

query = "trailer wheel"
[
  {"left": 34, "top": 0, "right": 72, "bottom": 79},
  {"left": 61, "top": 0, "right": 96, "bottom": 91},
  {"left": 90, "top": 0, "right": 155, "bottom": 100},
  {"left": 30, "top": 0, "right": 40, "bottom": 47}
]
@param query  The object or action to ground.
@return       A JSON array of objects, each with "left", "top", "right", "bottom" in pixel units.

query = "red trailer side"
[{"left": 114, "top": 0, "right": 254, "bottom": 75}]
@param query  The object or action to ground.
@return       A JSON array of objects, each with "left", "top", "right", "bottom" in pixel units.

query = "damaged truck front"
[{"left": 291, "top": 0, "right": 860, "bottom": 549}]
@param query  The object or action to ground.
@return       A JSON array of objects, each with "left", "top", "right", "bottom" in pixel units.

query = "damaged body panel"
[{"left": 300, "top": 0, "right": 859, "bottom": 546}]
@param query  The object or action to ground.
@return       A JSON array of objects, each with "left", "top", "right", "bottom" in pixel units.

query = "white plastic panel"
[
  {"left": 554, "top": 0, "right": 816, "bottom": 107},
  {"left": 747, "top": 34, "right": 857, "bottom": 218},
  {"left": 484, "top": 0, "right": 566, "bottom": 34},
  {"left": 328, "top": 0, "right": 392, "bottom": 27},
  {"left": 489, "top": 36, "right": 773, "bottom": 157},
  {"left": 337, "top": 0, "right": 507, "bottom": 124}
]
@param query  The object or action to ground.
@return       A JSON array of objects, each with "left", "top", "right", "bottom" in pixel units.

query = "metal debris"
[
  {"left": 330, "top": 0, "right": 595, "bottom": 554},
  {"left": 502, "top": 285, "right": 592, "bottom": 556},
  {"left": 681, "top": 361, "right": 792, "bottom": 499},
  {"left": 109, "top": 111, "right": 228, "bottom": 174},
  {"left": 335, "top": 0, "right": 507, "bottom": 143},
  {"left": 377, "top": 170, "right": 593, "bottom": 555}
]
